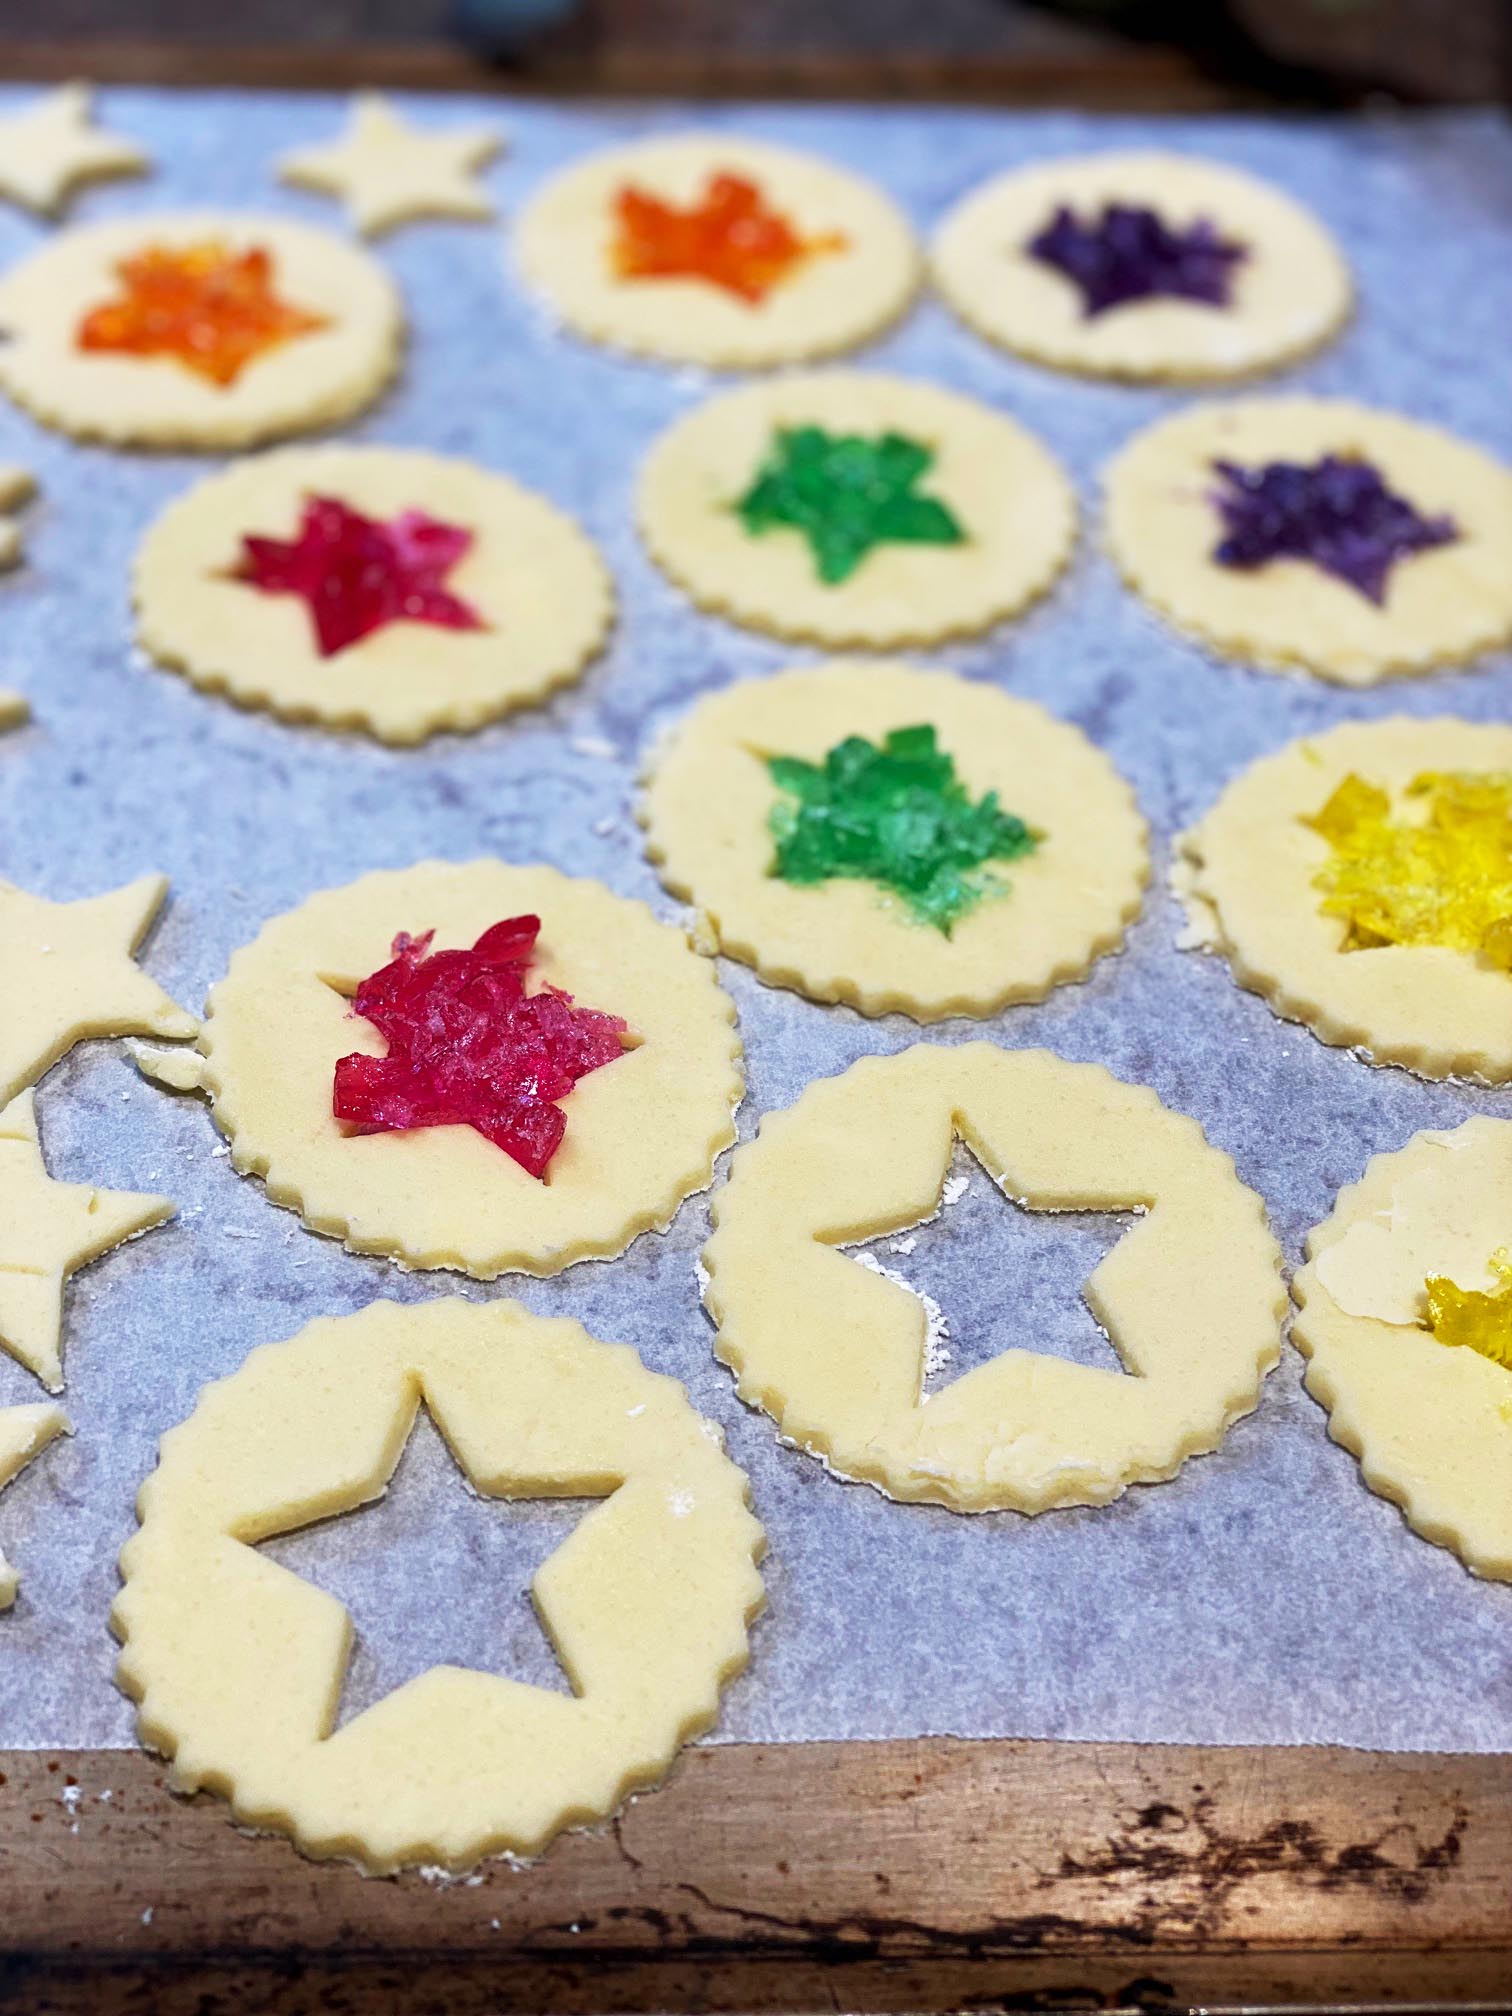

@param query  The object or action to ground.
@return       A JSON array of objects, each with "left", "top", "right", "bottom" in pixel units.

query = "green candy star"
[
  {"left": 735, "top": 425, "right": 967, "bottom": 584},
  {"left": 766, "top": 724, "right": 1040, "bottom": 935}
]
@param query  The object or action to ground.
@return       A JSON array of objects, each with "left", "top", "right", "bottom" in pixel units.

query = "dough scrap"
[
  {"left": 0, "top": 688, "right": 27, "bottom": 733},
  {"left": 639, "top": 658, "right": 1148, "bottom": 1019},
  {"left": 134, "top": 446, "right": 613, "bottom": 744},
  {"left": 1105, "top": 398, "right": 1512, "bottom": 683},
  {"left": 113, "top": 1296, "right": 765, "bottom": 1872},
  {"left": 0, "top": 872, "right": 197, "bottom": 1108},
  {"left": 189, "top": 862, "right": 742, "bottom": 1277},
  {"left": 0, "top": 1404, "right": 69, "bottom": 1607},
  {"left": 0, "top": 84, "right": 147, "bottom": 218},
  {"left": 1178, "top": 717, "right": 1512, "bottom": 1082},
  {"left": 932, "top": 150, "right": 1350, "bottom": 382},
  {"left": 279, "top": 94, "right": 503, "bottom": 238},
  {"left": 0, "top": 465, "right": 36, "bottom": 570},
  {"left": 0, "top": 212, "right": 402, "bottom": 449},
  {"left": 1293, "top": 1117, "right": 1512, "bottom": 1579},
  {"left": 639, "top": 371, "right": 1076, "bottom": 646},
  {"left": 704, "top": 1042, "right": 1283, "bottom": 1512},
  {"left": 515, "top": 133, "right": 919, "bottom": 369}
]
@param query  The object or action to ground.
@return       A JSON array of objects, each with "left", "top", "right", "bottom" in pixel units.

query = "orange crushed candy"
[
  {"left": 76, "top": 241, "right": 328, "bottom": 388},
  {"left": 1302, "top": 769, "right": 1512, "bottom": 964},
  {"left": 1424, "top": 1249, "right": 1512, "bottom": 1371},
  {"left": 611, "top": 172, "right": 847, "bottom": 305}
]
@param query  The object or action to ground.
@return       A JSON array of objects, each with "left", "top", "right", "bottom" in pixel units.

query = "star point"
[
  {"left": 0, "top": 83, "right": 149, "bottom": 218},
  {"left": 278, "top": 93, "right": 504, "bottom": 239},
  {"left": 0, "top": 1403, "right": 69, "bottom": 1607}
]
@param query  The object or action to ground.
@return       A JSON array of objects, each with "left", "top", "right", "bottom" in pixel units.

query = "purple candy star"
[
  {"left": 1210, "top": 455, "right": 1459, "bottom": 605},
  {"left": 1026, "top": 202, "right": 1247, "bottom": 317}
]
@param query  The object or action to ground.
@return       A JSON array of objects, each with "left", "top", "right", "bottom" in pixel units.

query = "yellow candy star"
[{"left": 1425, "top": 1248, "right": 1512, "bottom": 1372}]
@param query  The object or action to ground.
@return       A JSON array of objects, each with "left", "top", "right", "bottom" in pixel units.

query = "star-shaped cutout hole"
[
  {"left": 279, "top": 93, "right": 503, "bottom": 239},
  {"left": 844, "top": 1138, "right": 1136, "bottom": 1401},
  {"left": 0, "top": 84, "right": 147, "bottom": 218},
  {"left": 260, "top": 1403, "right": 598, "bottom": 1730},
  {"left": 735, "top": 425, "right": 967, "bottom": 585}
]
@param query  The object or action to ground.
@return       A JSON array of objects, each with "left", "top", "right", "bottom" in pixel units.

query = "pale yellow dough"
[
  {"left": 932, "top": 151, "right": 1350, "bottom": 383},
  {"left": 0, "top": 465, "right": 35, "bottom": 571},
  {"left": 0, "top": 85, "right": 147, "bottom": 218},
  {"left": 113, "top": 1297, "right": 766, "bottom": 1872},
  {"left": 134, "top": 447, "right": 613, "bottom": 744},
  {"left": 639, "top": 372, "right": 1076, "bottom": 647},
  {"left": 1178, "top": 717, "right": 1512, "bottom": 1082},
  {"left": 189, "top": 862, "right": 742, "bottom": 1277},
  {"left": 515, "top": 133, "right": 919, "bottom": 369},
  {"left": 1293, "top": 1117, "right": 1512, "bottom": 1579},
  {"left": 0, "top": 873, "right": 197, "bottom": 1108},
  {"left": 640, "top": 659, "right": 1148, "bottom": 1019},
  {"left": 0, "top": 689, "right": 27, "bottom": 732},
  {"left": 279, "top": 93, "right": 503, "bottom": 238},
  {"left": 1105, "top": 399, "right": 1512, "bottom": 684},
  {"left": 0, "top": 1405, "right": 69, "bottom": 1607},
  {"left": 704, "top": 1043, "right": 1284, "bottom": 1513},
  {"left": 0, "top": 212, "right": 402, "bottom": 449}
]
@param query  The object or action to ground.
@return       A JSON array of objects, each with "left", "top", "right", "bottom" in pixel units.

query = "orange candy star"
[
  {"left": 75, "top": 240, "right": 328, "bottom": 388},
  {"left": 611, "top": 171, "right": 846, "bottom": 305}
]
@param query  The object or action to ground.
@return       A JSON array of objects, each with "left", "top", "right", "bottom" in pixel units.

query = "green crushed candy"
[
  {"left": 734, "top": 425, "right": 967, "bottom": 585},
  {"left": 765, "top": 723, "right": 1040, "bottom": 934}
]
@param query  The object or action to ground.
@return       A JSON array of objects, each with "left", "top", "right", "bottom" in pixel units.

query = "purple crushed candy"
[
  {"left": 1209, "top": 454, "right": 1459, "bottom": 605},
  {"left": 1026, "top": 202, "right": 1246, "bottom": 317}
]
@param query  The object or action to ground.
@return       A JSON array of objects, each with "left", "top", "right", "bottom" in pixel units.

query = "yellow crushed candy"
[
  {"left": 1424, "top": 1248, "right": 1512, "bottom": 1371},
  {"left": 1303, "top": 769, "right": 1512, "bottom": 963}
]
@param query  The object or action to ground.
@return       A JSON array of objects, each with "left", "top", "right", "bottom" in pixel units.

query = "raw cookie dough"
[
  {"left": 0, "top": 85, "right": 147, "bottom": 218},
  {"left": 0, "top": 689, "right": 26, "bottom": 732},
  {"left": 515, "top": 133, "right": 919, "bottom": 369},
  {"left": 0, "top": 465, "right": 35, "bottom": 569},
  {"left": 279, "top": 94, "right": 503, "bottom": 238},
  {"left": 704, "top": 1042, "right": 1284, "bottom": 1512},
  {"left": 187, "top": 862, "right": 742, "bottom": 1277},
  {"left": 1293, "top": 1117, "right": 1512, "bottom": 1580},
  {"left": 932, "top": 151, "right": 1350, "bottom": 382},
  {"left": 134, "top": 446, "right": 614, "bottom": 744},
  {"left": 1177, "top": 717, "right": 1512, "bottom": 1082},
  {"left": 1105, "top": 399, "right": 1512, "bottom": 683},
  {"left": 0, "top": 873, "right": 196, "bottom": 1108},
  {"left": 640, "top": 659, "right": 1148, "bottom": 1018},
  {"left": 0, "top": 211, "right": 402, "bottom": 449},
  {"left": 639, "top": 372, "right": 1076, "bottom": 647},
  {"left": 113, "top": 1297, "right": 766, "bottom": 1872},
  {"left": 0, "top": 1405, "right": 69, "bottom": 1607}
]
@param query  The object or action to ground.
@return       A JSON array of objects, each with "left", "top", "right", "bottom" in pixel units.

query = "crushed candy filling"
[
  {"left": 735, "top": 426, "right": 966, "bottom": 585},
  {"left": 233, "top": 496, "right": 486, "bottom": 658},
  {"left": 766, "top": 723, "right": 1039, "bottom": 934},
  {"left": 1026, "top": 202, "right": 1246, "bottom": 317},
  {"left": 332, "top": 916, "right": 629, "bottom": 1180},
  {"left": 611, "top": 170, "right": 846, "bottom": 304},
  {"left": 1210, "top": 454, "right": 1458, "bottom": 605},
  {"left": 1303, "top": 769, "right": 1512, "bottom": 966},
  {"left": 76, "top": 240, "right": 328, "bottom": 388},
  {"left": 1424, "top": 1249, "right": 1512, "bottom": 1372}
]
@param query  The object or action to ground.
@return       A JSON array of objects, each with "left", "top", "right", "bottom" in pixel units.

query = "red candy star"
[
  {"left": 332, "top": 916, "right": 629, "bottom": 1180},
  {"left": 234, "top": 495, "right": 486, "bottom": 658}
]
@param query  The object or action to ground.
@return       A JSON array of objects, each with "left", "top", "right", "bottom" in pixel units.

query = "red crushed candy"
[
  {"left": 234, "top": 495, "right": 486, "bottom": 658},
  {"left": 332, "top": 915, "right": 629, "bottom": 1180},
  {"left": 611, "top": 171, "right": 846, "bottom": 304},
  {"left": 75, "top": 240, "right": 328, "bottom": 387}
]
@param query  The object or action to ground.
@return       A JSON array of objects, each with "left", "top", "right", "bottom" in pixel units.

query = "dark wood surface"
[{"left": 0, "top": 1737, "right": 1506, "bottom": 2011}]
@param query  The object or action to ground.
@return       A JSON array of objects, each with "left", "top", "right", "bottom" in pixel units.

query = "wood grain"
[{"left": 0, "top": 1737, "right": 1505, "bottom": 2010}]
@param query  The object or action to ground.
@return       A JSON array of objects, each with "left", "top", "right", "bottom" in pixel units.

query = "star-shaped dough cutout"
[
  {"left": 0, "top": 1089, "right": 173, "bottom": 1392},
  {"left": 0, "top": 1403, "right": 69, "bottom": 1606},
  {"left": 0, "top": 84, "right": 148, "bottom": 218},
  {"left": 278, "top": 93, "right": 503, "bottom": 238},
  {"left": 0, "top": 873, "right": 198, "bottom": 1109}
]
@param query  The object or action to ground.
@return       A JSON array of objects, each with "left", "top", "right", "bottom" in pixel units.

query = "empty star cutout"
[
  {"left": 278, "top": 93, "right": 504, "bottom": 238},
  {"left": 260, "top": 1404, "right": 597, "bottom": 1731},
  {"left": 0, "top": 872, "right": 198, "bottom": 1109},
  {"left": 0, "top": 1404, "right": 68, "bottom": 1607},
  {"left": 0, "top": 84, "right": 148, "bottom": 217},
  {"left": 0, "top": 1088, "right": 173, "bottom": 1391}
]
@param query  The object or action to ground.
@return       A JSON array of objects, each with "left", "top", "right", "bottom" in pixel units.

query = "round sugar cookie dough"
[
  {"left": 0, "top": 211, "right": 401, "bottom": 448},
  {"left": 640, "top": 659, "right": 1148, "bottom": 1019},
  {"left": 515, "top": 133, "right": 919, "bottom": 369},
  {"left": 113, "top": 1296, "right": 767, "bottom": 1872},
  {"left": 638, "top": 371, "right": 1076, "bottom": 647},
  {"left": 1177, "top": 717, "right": 1512, "bottom": 1083},
  {"left": 932, "top": 151, "right": 1350, "bottom": 383},
  {"left": 134, "top": 447, "right": 613, "bottom": 744},
  {"left": 704, "top": 1043, "right": 1284, "bottom": 1513},
  {"left": 192, "top": 861, "right": 743, "bottom": 1277},
  {"left": 1105, "top": 399, "right": 1512, "bottom": 684},
  {"left": 1293, "top": 1118, "right": 1512, "bottom": 1580}
]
